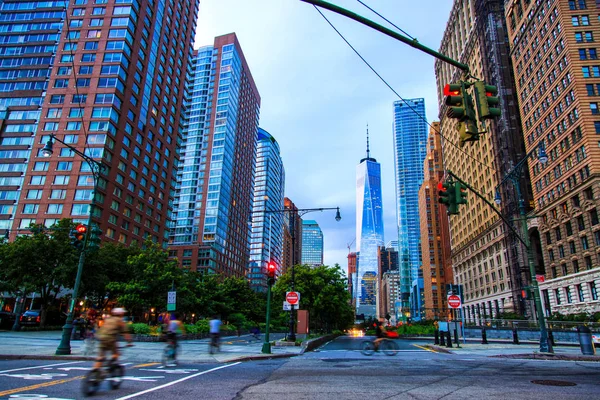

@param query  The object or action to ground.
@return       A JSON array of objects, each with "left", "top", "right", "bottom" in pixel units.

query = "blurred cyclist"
[
  {"left": 209, "top": 315, "right": 221, "bottom": 354},
  {"left": 166, "top": 313, "right": 185, "bottom": 352},
  {"left": 93, "top": 307, "right": 132, "bottom": 369},
  {"left": 373, "top": 320, "right": 387, "bottom": 351}
]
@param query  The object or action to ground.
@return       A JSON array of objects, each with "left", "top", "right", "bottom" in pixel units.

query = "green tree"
[
  {"left": 0, "top": 219, "right": 78, "bottom": 326},
  {"left": 273, "top": 264, "right": 354, "bottom": 333}
]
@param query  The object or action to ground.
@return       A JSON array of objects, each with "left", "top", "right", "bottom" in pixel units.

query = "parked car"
[
  {"left": 19, "top": 310, "right": 41, "bottom": 326},
  {"left": 593, "top": 334, "right": 600, "bottom": 345},
  {"left": 0, "top": 312, "right": 16, "bottom": 329}
]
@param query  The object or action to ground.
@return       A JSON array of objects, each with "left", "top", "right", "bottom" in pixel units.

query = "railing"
[{"left": 465, "top": 319, "right": 600, "bottom": 330}]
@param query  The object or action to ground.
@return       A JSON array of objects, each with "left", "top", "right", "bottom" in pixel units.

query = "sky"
[{"left": 195, "top": 0, "right": 454, "bottom": 272}]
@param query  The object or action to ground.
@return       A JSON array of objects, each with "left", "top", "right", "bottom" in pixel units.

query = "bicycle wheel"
[
  {"left": 381, "top": 340, "right": 399, "bottom": 356},
  {"left": 109, "top": 364, "right": 124, "bottom": 389},
  {"left": 162, "top": 345, "right": 174, "bottom": 366},
  {"left": 82, "top": 368, "right": 101, "bottom": 397},
  {"left": 360, "top": 340, "right": 375, "bottom": 356}
]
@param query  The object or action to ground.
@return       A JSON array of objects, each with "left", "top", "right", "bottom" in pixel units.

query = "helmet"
[{"left": 111, "top": 307, "right": 126, "bottom": 316}]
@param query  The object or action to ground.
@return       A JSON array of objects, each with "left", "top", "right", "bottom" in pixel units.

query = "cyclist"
[
  {"left": 93, "top": 307, "right": 132, "bottom": 369},
  {"left": 373, "top": 320, "right": 387, "bottom": 351},
  {"left": 166, "top": 313, "right": 185, "bottom": 353},
  {"left": 209, "top": 315, "right": 221, "bottom": 353}
]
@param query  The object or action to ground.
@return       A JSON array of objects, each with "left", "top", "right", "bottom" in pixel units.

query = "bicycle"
[
  {"left": 162, "top": 334, "right": 179, "bottom": 366},
  {"left": 360, "top": 338, "right": 399, "bottom": 356},
  {"left": 82, "top": 357, "right": 124, "bottom": 397},
  {"left": 209, "top": 333, "right": 220, "bottom": 354},
  {"left": 83, "top": 331, "right": 96, "bottom": 356}
]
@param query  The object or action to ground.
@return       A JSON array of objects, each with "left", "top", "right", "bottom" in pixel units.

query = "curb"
[
  {"left": 225, "top": 353, "right": 298, "bottom": 362},
  {"left": 0, "top": 354, "right": 94, "bottom": 361},
  {"left": 426, "top": 345, "right": 454, "bottom": 354},
  {"left": 492, "top": 353, "right": 600, "bottom": 362}
]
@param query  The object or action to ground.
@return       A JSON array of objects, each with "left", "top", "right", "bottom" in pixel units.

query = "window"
[
  {"left": 23, "top": 204, "right": 39, "bottom": 214},
  {"left": 591, "top": 209, "right": 599, "bottom": 225},
  {"left": 76, "top": 78, "right": 90, "bottom": 88},
  {"left": 74, "top": 189, "right": 93, "bottom": 200},
  {"left": 573, "top": 259, "right": 580, "bottom": 273},
  {"left": 46, "top": 204, "right": 63, "bottom": 214},
  {"left": 50, "top": 95, "right": 65, "bottom": 104},
  {"left": 545, "top": 231, "right": 552, "bottom": 244},
  {"left": 590, "top": 282, "right": 598, "bottom": 301},
  {"left": 30, "top": 176, "right": 45, "bottom": 185},
  {"left": 555, "top": 227, "right": 562, "bottom": 240},
  {"left": 49, "top": 189, "right": 66, "bottom": 199},
  {"left": 84, "top": 41, "right": 99, "bottom": 50},
  {"left": 582, "top": 235, "right": 589, "bottom": 250},
  {"left": 46, "top": 108, "right": 62, "bottom": 118},
  {"left": 566, "top": 287, "right": 573, "bottom": 303},
  {"left": 53, "top": 175, "right": 69, "bottom": 185},
  {"left": 81, "top": 54, "right": 96, "bottom": 62},
  {"left": 72, "top": 204, "right": 90, "bottom": 215},
  {"left": 57, "top": 161, "right": 72, "bottom": 171},
  {"left": 586, "top": 32, "right": 594, "bottom": 42},
  {"left": 591, "top": 103, "right": 599, "bottom": 114},
  {"left": 72, "top": 94, "right": 87, "bottom": 104},
  {"left": 555, "top": 288, "right": 562, "bottom": 305},
  {"left": 33, "top": 162, "right": 49, "bottom": 171},
  {"left": 576, "top": 32, "right": 584, "bottom": 43},
  {"left": 26, "top": 190, "right": 42, "bottom": 200},
  {"left": 578, "top": 216, "right": 586, "bottom": 230},
  {"left": 577, "top": 284, "right": 585, "bottom": 302},
  {"left": 590, "top": 49, "right": 597, "bottom": 59},
  {"left": 79, "top": 66, "right": 93, "bottom": 74}
]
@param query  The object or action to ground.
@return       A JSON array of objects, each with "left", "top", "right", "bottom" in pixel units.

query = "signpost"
[
  {"left": 286, "top": 291, "right": 300, "bottom": 305},
  {"left": 447, "top": 294, "right": 462, "bottom": 309},
  {"left": 167, "top": 290, "right": 176, "bottom": 312}
]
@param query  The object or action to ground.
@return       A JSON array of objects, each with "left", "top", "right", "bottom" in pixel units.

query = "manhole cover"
[{"left": 531, "top": 380, "right": 577, "bottom": 387}]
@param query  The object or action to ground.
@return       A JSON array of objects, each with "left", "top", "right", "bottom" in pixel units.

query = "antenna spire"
[{"left": 366, "top": 124, "right": 370, "bottom": 159}]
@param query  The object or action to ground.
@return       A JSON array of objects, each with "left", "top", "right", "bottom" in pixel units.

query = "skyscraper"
[
  {"left": 436, "top": 0, "right": 529, "bottom": 324},
  {"left": 301, "top": 220, "right": 323, "bottom": 266},
  {"left": 2, "top": 0, "right": 199, "bottom": 247},
  {"left": 248, "top": 128, "right": 285, "bottom": 292},
  {"left": 355, "top": 130, "right": 384, "bottom": 318},
  {"left": 282, "top": 197, "right": 302, "bottom": 273},
  {"left": 169, "top": 34, "right": 261, "bottom": 277},
  {"left": 393, "top": 98, "right": 428, "bottom": 319},
  {"left": 418, "top": 122, "right": 452, "bottom": 320},
  {"left": 505, "top": 0, "right": 600, "bottom": 316}
]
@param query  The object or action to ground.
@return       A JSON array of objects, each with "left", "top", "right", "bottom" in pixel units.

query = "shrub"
[
  {"left": 195, "top": 319, "right": 209, "bottom": 333},
  {"left": 130, "top": 323, "right": 151, "bottom": 335}
]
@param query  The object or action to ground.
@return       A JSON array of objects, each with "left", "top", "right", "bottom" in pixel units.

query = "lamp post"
[
  {"left": 41, "top": 134, "right": 105, "bottom": 355},
  {"left": 285, "top": 207, "right": 341, "bottom": 342},
  {"left": 495, "top": 143, "right": 553, "bottom": 353}
]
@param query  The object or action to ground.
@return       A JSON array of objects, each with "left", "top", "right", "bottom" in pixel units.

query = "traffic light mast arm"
[
  {"left": 446, "top": 170, "right": 527, "bottom": 248},
  {"left": 300, "top": 0, "right": 470, "bottom": 73}
]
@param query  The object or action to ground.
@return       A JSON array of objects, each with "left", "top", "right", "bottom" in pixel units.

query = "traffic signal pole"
[
  {"left": 300, "top": 0, "right": 469, "bottom": 72},
  {"left": 262, "top": 280, "right": 273, "bottom": 354}
]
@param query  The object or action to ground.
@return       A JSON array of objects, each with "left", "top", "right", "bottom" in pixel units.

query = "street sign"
[
  {"left": 286, "top": 291, "right": 300, "bottom": 305},
  {"left": 167, "top": 291, "right": 176, "bottom": 311},
  {"left": 283, "top": 301, "right": 298, "bottom": 311},
  {"left": 536, "top": 274, "right": 545, "bottom": 283},
  {"left": 447, "top": 294, "right": 462, "bottom": 309}
]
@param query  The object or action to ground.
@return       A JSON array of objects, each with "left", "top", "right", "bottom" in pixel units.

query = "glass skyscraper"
[
  {"left": 249, "top": 128, "right": 285, "bottom": 292},
  {"left": 355, "top": 136, "right": 384, "bottom": 318},
  {"left": 169, "top": 34, "right": 261, "bottom": 277},
  {"left": 393, "top": 98, "right": 428, "bottom": 320},
  {"left": 301, "top": 219, "right": 323, "bottom": 266}
]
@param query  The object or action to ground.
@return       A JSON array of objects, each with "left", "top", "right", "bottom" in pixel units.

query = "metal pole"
[
  {"left": 288, "top": 212, "right": 296, "bottom": 342},
  {"left": 262, "top": 281, "right": 272, "bottom": 354},
  {"left": 516, "top": 193, "right": 552, "bottom": 353}
]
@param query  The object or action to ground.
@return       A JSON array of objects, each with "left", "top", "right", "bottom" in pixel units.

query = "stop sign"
[
  {"left": 447, "top": 295, "right": 462, "bottom": 309},
  {"left": 286, "top": 291, "right": 299, "bottom": 305}
]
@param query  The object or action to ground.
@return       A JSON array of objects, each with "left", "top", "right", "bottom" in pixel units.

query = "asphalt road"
[{"left": 0, "top": 337, "right": 598, "bottom": 399}]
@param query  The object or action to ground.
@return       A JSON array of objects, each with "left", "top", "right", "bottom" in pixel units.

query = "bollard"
[
  {"left": 446, "top": 330, "right": 453, "bottom": 348},
  {"left": 434, "top": 329, "right": 440, "bottom": 345},
  {"left": 512, "top": 328, "right": 519, "bottom": 345},
  {"left": 454, "top": 326, "right": 460, "bottom": 348},
  {"left": 440, "top": 330, "right": 446, "bottom": 346},
  {"left": 482, "top": 327, "right": 488, "bottom": 344},
  {"left": 577, "top": 326, "right": 596, "bottom": 355},
  {"left": 548, "top": 329, "right": 555, "bottom": 347}
]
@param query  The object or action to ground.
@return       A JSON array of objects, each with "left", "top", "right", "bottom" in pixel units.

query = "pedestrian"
[{"left": 209, "top": 315, "right": 221, "bottom": 354}]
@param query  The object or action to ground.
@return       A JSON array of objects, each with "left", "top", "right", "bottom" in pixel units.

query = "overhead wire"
[{"left": 312, "top": 4, "right": 497, "bottom": 179}]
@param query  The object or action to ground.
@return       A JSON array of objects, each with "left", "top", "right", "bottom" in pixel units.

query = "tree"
[
  {"left": 272, "top": 264, "right": 354, "bottom": 333},
  {"left": 0, "top": 219, "right": 78, "bottom": 326}
]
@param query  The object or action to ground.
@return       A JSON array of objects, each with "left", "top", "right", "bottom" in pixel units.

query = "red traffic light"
[
  {"left": 75, "top": 224, "right": 87, "bottom": 234},
  {"left": 443, "top": 83, "right": 460, "bottom": 96},
  {"left": 437, "top": 182, "right": 446, "bottom": 192}
]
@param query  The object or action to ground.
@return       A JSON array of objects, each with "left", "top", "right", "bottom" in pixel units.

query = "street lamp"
[
  {"left": 285, "top": 206, "right": 341, "bottom": 342},
  {"left": 42, "top": 134, "right": 106, "bottom": 355},
  {"left": 495, "top": 143, "right": 553, "bottom": 353}
]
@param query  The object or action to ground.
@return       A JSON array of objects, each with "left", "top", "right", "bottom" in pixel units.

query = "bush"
[
  {"left": 195, "top": 319, "right": 209, "bottom": 333},
  {"left": 130, "top": 323, "right": 151, "bottom": 335}
]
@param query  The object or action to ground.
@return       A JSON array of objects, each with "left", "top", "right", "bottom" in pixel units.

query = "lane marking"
[
  {"left": 0, "top": 362, "right": 83, "bottom": 374},
  {"left": 413, "top": 344, "right": 437, "bottom": 353},
  {"left": 132, "top": 362, "right": 160, "bottom": 368},
  {"left": 115, "top": 362, "right": 242, "bottom": 400},
  {"left": 0, "top": 376, "right": 83, "bottom": 397}
]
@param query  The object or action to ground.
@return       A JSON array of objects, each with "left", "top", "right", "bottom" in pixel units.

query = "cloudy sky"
[{"left": 195, "top": 0, "right": 454, "bottom": 272}]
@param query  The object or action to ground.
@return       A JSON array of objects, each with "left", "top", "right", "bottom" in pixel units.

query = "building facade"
[
  {"left": 301, "top": 219, "right": 323, "bottom": 266},
  {"left": 347, "top": 251, "right": 357, "bottom": 300},
  {"left": 436, "top": 0, "right": 533, "bottom": 324},
  {"left": 505, "top": 0, "right": 600, "bottom": 316},
  {"left": 2, "top": 0, "right": 199, "bottom": 247},
  {"left": 169, "top": 34, "right": 260, "bottom": 277},
  {"left": 248, "top": 128, "right": 285, "bottom": 292},
  {"left": 282, "top": 197, "right": 302, "bottom": 273},
  {"left": 355, "top": 135, "right": 384, "bottom": 318},
  {"left": 380, "top": 270, "right": 400, "bottom": 323},
  {"left": 377, "top": 245, "right": 399, "bottom": 319},
  {"left": 393, "top": 98, "right": 428, "bottom": 319},
  {"left": 418, "top": 122, "right": 453, "bottom": 320}
]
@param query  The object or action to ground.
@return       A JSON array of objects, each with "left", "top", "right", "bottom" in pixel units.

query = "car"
[
  {"left": 0, "top": 312, "right": 16, "bottom": 330},
  {"left": 593, "top": 334, "right": 600, "bottom": 345},
  {"left": 19, "top": 310, "right": 40, "bottom": 326}
]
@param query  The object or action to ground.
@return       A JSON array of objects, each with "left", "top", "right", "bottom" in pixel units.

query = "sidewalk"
[{"left": 0, "top": 331, "right": 303, "bottom": 363}]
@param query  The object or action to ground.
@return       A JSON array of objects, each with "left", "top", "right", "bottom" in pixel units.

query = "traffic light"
[
  {"left": 87, "top": 225, "right": 102, "bottom": 251},
  {"left": 521, "top": 288, "right": 530, "bottom": 300},
  {"left": 445, "top": 82, "right": 479, "bottom": 146},
  {"left": 266, "top": 261, "right": 277, "bottom": 286},
  {"left": 473, "top": 81, "right": 501, "bottom": 120},
  {"left": 438, "top": 181, "right": 458, "bottom": 215},
  {"left": 455, "top": 182, "right": 468, "bottom": 209},
  {"left": 70, "top": 223, "right": 87, "bottom": 250}
]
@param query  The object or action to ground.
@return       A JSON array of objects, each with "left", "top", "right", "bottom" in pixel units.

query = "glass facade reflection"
[
  {"left": 393, "top": 98, "right": 428, "bottom": 319},
  {"left": 355, "top": 152, "right": 384, "bottom": 318},
  {"left": 301, "top": 219, "right": 323, "bottom": 266}
]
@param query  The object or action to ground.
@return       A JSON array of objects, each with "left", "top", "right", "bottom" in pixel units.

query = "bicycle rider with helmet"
[
  {"left": 93, "top": 307, "right": 132, "bottom": 369},
  {"left": 373, "top": 320, "right": 388, "bottom": 351}
]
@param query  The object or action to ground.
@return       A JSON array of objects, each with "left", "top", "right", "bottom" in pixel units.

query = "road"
[{"left": 0, "top": 336, "right": 598, "bottom": 399}]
